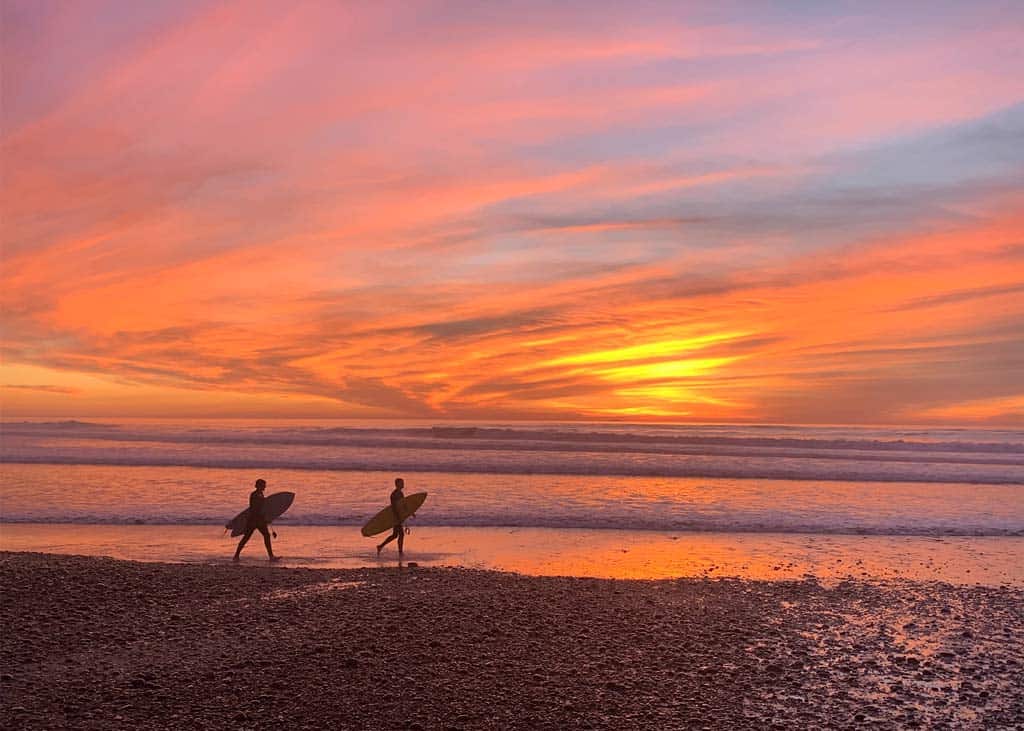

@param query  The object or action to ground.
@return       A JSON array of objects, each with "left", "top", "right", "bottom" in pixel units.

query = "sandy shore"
[
  {"left": 2, "top": 553, "right": 1022, "bottom": 729},
  {"left": 4, "top": 524, "right": 1022, "bottom": 586}
]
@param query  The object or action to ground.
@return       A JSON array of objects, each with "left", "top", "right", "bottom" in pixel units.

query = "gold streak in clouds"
[
  {"left": 915, "top": 396, "right": 1024, "bottom": 425},
  {"left": 585, "top": 406, "right": 693, "bottom": 418},
  {"left": 0, "top": 364, "right": 382, "bottom": 419},
  {"left": 595, "top": 357, "right": 739, "bottom": 382},
  {"left": 540, "top": 331, "right": 750, "bottom": 368},
  {"left": 615, "top": 386, "right": 739, "bottom": 408}
]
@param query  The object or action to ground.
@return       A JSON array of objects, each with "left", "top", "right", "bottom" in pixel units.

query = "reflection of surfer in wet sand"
[
  {"left": 377, "top": 477, "right": 409, "bottom": 557},
  {"left": 234, "top": 479, "right": 280, "bottom": 562}
]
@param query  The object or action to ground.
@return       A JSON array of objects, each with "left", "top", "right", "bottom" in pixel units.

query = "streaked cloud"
[
  {"left": 3, "top": 384, "right": 80, "bottom": 395},
  {"left": 2, "top": 1, "right": 1022, "bottom": 423}
]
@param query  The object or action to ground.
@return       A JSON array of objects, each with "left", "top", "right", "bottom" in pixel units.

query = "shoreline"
[
  {"left": 2, "top": 552, "right": 1022, "bottom": 729},
  {"left": 2, "top": 523, "right": 1022, "bottom": 586},
  {"left": 4, "top": 518, "right": 1024, "bottom": 536},
  {"left": 4, "top": 456, "right": 1024, "bottom": 484}
]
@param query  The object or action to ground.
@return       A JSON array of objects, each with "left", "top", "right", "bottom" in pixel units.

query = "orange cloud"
[{"left": 3, "top": 2, "right": 1023, "bottom": 423}]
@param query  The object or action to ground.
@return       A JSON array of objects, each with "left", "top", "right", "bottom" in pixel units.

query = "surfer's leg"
[
  {"left": 234, "top": 528, "right": 255, "bottom": 560},
  {"left": 377, "top": 526, "right": 400, "bottom": 554},
  {"left": 257, "top": 525, "right": 274, "bottom": 559},
  {"left": 397, "top": 525, "right": 404, "bottom": 556}
]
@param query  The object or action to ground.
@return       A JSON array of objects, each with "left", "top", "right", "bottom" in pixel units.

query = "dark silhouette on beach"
[
  {"left": 234, "top": 478, "right": 279, "bottom": 562},
  {"left": 377, "top": 477, "right": 408, "bottom": 556}
]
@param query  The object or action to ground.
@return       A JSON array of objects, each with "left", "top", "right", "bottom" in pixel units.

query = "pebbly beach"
[{"left": 2, "top": 552, "right": 1022, "bottom": 729}]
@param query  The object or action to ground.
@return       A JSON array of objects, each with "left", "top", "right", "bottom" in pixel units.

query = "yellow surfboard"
[{"left": 361, "top": 492, "right": 428, "bottom": 537}]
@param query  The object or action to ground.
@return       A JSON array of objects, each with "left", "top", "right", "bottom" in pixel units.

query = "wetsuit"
[
  {"left": 234, "top": 489, "right": 273, "bottom": 558},
  {"left": 377, "top": 487, "right": 405, "bottom": 553}
]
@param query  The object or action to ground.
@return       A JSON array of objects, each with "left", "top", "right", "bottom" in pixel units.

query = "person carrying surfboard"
[
  {"left": 376, "top": 477, "right": 409, "bottom": 557},
  {"left": 233, "top": 478, "right": 280, "bottom": 562}
]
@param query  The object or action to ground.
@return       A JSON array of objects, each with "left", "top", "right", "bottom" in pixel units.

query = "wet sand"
[
  {"left": 3, "top": 524, "right": 1022, "bottom": 586},
  {"left": 2, "top": 552, "right": 1022, "bottom": 730}
]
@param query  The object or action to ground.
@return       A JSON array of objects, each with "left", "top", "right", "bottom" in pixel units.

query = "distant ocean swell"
[
  {"left": 5, "top": 452, "right": 1023, "bottom": 485},
  {"left": 2, "top": 421, "right": 1022, "bottom": 484},
  {"left": 4, "top": 421, "right": 1022, "bottom": 453}
]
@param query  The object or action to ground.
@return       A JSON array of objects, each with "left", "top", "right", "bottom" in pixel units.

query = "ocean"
[{"left": 1, "top": 418, "right": 1021, "bottom": 536}]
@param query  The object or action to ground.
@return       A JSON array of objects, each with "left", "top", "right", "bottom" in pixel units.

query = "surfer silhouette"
[
  {"left": 376, "top": 478, "right": 408, "bottom": 557},
  {"left": 233, "top": 478, "right": 279, "bottom": 562}
]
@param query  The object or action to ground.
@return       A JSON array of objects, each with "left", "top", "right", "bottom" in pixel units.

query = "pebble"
[{"left": 2, "top": 552, "right": 1021, "bottom": 729}]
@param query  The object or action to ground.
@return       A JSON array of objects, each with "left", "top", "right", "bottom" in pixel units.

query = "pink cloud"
[{"left": 3, "top": 2, "right": 1022, "bottom": 422}]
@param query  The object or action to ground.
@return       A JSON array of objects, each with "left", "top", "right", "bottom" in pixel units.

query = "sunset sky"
[{"left": 2, "top": 1, "right": 1022, "bottom": 424}]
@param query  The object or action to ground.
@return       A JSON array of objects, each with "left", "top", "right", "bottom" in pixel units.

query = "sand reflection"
[{"left": 3, "top": 524, "right": 1020, "bottom": 587}]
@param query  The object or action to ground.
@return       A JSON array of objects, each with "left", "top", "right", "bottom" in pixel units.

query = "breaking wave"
[{"left": 2, "top": 420, "right": 1022, "bottom": 484}]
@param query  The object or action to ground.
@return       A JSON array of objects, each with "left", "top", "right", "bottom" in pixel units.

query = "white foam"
[{"left": 2, "top": 420, "right": 1022, "bottom": 484}]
